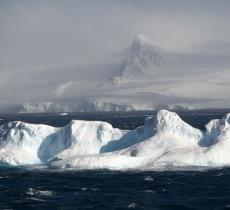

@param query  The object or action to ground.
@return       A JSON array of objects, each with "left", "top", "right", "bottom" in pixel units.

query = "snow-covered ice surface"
[{"left": 1, "top": 110, "right": 230, "bottom": 170}]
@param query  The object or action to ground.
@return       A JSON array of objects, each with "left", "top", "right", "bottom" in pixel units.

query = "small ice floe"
[
  {"left": 26, "top": 188, "right": 53, "bottom": 197},
  {"left": 38, "top": 190, "right": 53, "bottom": 196},
  {"left": 144, "top": 176, "right": 154, "bottom": 181}
]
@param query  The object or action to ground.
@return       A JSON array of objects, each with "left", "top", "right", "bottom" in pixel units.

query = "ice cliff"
[{"left": 1, "top": 110, "right": 230, "bottom": 170}]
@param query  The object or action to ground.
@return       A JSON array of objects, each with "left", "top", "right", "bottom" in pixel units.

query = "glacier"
[{"left": 1, "top": 110, "right": 230, "bottom": 170}]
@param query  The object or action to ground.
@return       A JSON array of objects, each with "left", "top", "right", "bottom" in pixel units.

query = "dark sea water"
[
  {"left": 1, "top": 167, "right": 230, "bottom": 210},
  {"left": 1, "top": 109, "right": 230, "bottom": 210}
]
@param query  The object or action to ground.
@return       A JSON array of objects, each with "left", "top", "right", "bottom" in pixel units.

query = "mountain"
[
  {"left": 109, "top": 35, "right": 165, "bottom": 84},
  {"left": 2, "top": 35, "right": 230, "bottom": 113},
  {"left": 1, "top": 109, "right": 230, "bottom": 169}
]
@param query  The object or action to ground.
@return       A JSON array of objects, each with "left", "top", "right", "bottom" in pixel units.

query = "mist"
[{"left": 0, "top": 0, "right": 230, "bottom": 110}]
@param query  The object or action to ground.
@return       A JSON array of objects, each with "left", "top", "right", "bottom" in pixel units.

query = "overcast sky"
[
  {"left": 1, "top": 0, "right": 230, "bottom": 108},
  {"left": 1, "top": 0, "right": 230, "bottom": 71}
]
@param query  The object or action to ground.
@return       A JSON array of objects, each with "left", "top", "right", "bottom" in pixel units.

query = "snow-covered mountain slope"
[
  {"left": 2, "top": 35, "right": 230, "bottom": 113},
  {"left": 2, "top": 110, "right": 230, "bottom": 169},
  {"left": 108, "top": 35, "right": 165, "bottom": 84}
]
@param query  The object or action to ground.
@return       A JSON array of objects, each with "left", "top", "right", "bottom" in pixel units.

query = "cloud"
[
  {"left": 0, "top": 0, "right": 230, "bottom": 106},
  {"left": 1, "top": 0, "right": 230, "bottom": 71}
]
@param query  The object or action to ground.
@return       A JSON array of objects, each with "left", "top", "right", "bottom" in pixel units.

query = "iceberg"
[{"left": 1, "top": 110, "right": 230, "bottom": 170}]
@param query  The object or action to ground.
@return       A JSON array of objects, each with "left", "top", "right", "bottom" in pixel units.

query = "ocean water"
[
  {"left": 1, "top": 110, "right": 230, "bottom": 210},
  {"left": 1, "top": 167, "right": 230, "bottom": 210}
]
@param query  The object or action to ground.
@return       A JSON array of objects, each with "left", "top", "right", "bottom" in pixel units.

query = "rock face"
[
  {"left": 109, "top": 35, "right": 165, "bottom": 84},
  {"left": 1, "top": 110, "right": 230, "bottom": 170}
]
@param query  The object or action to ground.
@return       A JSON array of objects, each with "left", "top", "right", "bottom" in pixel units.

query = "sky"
[
  {"left": 0, "top": 0, "right": 230, "bottom": 109},
  {"left": 1, "top": 0, "right": 230, "bottom": 70}
]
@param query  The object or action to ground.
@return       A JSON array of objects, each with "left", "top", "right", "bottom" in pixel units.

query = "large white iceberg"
[{"left": 1, "top": 110, "right": 230, "bottom": 170}]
